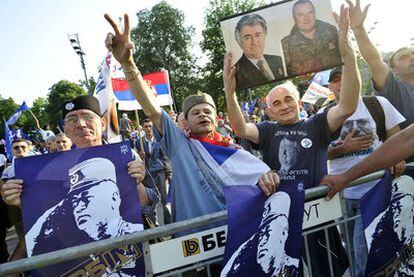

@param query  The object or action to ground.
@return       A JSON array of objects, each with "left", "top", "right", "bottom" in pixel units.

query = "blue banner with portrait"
[
  {"left": 361, "top": 167, "right": 414, "bottom": 276},
  {"left": 221, "top": 180, "right": 305, "bottom": 276},
  {"left": 16, "top": 142, "right": 145, "bottom": 277}
]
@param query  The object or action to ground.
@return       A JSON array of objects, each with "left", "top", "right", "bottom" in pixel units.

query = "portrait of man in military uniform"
[
  {"left": 281, "top": 0, "right": 342, "bottom": 76},
  {"left": 26, "top": 157, "right": 143, "bottom": 257},
  {"left": 233, "top": 13, "right": 286, "bottom": 91}
]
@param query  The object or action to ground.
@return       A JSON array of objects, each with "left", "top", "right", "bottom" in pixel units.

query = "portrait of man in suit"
[{"left": 234, "top": 13, "right": 285, "bottom": 91}]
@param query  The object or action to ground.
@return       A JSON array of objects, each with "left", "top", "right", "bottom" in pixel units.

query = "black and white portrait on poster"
[{"left": 17, "top": 142, "right": 145, "bottom": 277}]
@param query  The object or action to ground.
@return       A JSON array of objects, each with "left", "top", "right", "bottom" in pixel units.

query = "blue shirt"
[
  {"left": 375, "top": 72, "right": 413, "bottom": 129},
  {"left": 154, "top": 112, "right": 226, "bottom": 232}
]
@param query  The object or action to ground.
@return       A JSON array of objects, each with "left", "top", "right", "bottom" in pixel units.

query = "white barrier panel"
[
  {"left": 302, "top": 194, "right": 342, "bottom": 230},
  {"left": 150, "top": 226, "right": 227, "bottom": 274},
  {"left": 150, "top": 195, "right": 343, "bottom": 274}
]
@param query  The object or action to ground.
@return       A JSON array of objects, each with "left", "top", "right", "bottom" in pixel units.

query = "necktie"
[{"left": 257, "top": 59, "right": 274, "bottom": 81}]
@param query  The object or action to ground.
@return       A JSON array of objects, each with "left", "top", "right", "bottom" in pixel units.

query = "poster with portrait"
[
  {"left": 16, "top": 142, "right": 145, "bottom": 277},
  {"left": 220, "top": 0, "right": 342, "bottom": 91},
  {"left": 221, "top": 180, "right": 305, "bottom": 276},
  {"left": 361, "top": 168, "right": 414, "bottom": 276}
]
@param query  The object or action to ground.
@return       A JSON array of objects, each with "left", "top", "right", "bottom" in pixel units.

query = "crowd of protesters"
[{"left": 1, "top": 0, "right": 414, "bottom": 276}]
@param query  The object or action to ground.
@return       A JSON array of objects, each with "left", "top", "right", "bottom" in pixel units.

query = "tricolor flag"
[{"left": 113, "top": 71, "right": 173, "bottom": 111}]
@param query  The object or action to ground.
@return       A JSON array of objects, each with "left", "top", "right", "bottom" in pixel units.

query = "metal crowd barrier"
[{"left": 0, "top": 168, "right": 390, "bottom": 276}]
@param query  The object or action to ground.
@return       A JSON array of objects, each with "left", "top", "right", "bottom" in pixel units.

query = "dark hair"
[
  {"left": 292, "top": 0, "right": 315, "bottom": 15},
  {"left": 235, "top": 13, "right": 268, "bottom": 45},
  {"left": 12, "top": 138, "right": 29, "bottom": 146},
  {"left": 142, "top": 118, "right": 152, "bottom": 125}
]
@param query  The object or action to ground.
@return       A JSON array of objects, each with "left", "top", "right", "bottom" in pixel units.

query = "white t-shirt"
[{"left": 328, "top": 96, "right": 405, "bottom": 199}]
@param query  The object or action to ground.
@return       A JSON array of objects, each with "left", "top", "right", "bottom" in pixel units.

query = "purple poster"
[
  {"left": 221, "top": 181, "right": 305, "bottom": 276},
  {"left": 361, "top": 168, "right": 414, "bottom": 276},
  {"left": 16, "top": 142, "right": 145, "bottom": 277}
]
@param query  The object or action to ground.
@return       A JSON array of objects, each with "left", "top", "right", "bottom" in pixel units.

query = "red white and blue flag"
[{"left": 113, "top": 71, "right": 173, "bottom": 111}]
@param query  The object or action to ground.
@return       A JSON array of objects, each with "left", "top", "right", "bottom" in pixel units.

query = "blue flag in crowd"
[
  {"left": 361, "top": 167, "right": 414, "bottom": 276},
  {"left": 6, "top": 101, "right": 30, "bottom": 125},
  {"left": 221, "top": 181, "right": 305, "bottom": 277},
  {"left": 4, "top": 121, "right": 13, "bottom": 160},
  {"left": 16, "top": 142, "right": 145, "bottom": 277},
  {"left": 11, "top": 128, "right": 29, "bottom": 140},
  {"left": 4, "top": 101, "right": 30, "bottom": 159},
  {"left": 248, "top": 98, "right": 258, "bottom": 115}
]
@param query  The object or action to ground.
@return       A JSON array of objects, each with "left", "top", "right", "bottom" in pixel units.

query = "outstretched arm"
[
  {"left": 327, "top": 5, "right": 361, "bottom": 133},
  {"left": 322, "top": 124, "right": 414, "bottom": 200},
  {"left": 223, "top": 52, "right": 259, "bottom": 144},
  {"left": 104, "top": 14, "right": 163, "bottom": 134},
  {"left": 347, "top": 0, "right": 389, "bottom": 90}
]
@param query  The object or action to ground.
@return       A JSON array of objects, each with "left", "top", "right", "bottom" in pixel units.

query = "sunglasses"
[{"left": 13, "top": 145, "right": 27, "bottom": 151}]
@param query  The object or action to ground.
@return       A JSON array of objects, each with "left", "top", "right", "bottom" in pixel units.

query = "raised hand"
[
  {"left": 346, "top": 0, "right": 370, "bottom": 31},
  {"left": 223, "top": 52, "right": 237, "bottom": 95},
  {"left": 104, "top": 14, "right": 135, "bottom": 66},
  {"left": 333, "top": 4, "right": 350, "bottom": 42}
]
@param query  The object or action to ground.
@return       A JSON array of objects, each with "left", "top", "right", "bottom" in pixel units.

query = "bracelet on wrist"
[{"left": 124, "top": 67, "right": 141, "bottom": 82}]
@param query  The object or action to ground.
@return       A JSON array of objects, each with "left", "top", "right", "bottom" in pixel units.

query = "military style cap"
[
  {"left": 62, "top": 95, "right": 101, "bottom": 119},
  {"left": 68, "top": 157, "right": 117, "bottom": 195},
  {"left": 182, "top": 92, "right": 216, "bottom": 117},
  {"left": 328, "top": 67, "right": 343, "bottom": 82},
  {"left": 259, "top": 191, "right": 290, "bottom": 228}
]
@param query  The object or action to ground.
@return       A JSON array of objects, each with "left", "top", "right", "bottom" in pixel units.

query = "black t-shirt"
[{"left": 255, "top": 111, "right": 336, "bottom": 188}]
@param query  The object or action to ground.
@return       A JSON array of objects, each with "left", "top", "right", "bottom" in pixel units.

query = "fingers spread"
[{"left": 104, "top": 14, "right": 120, "bottom": 35}]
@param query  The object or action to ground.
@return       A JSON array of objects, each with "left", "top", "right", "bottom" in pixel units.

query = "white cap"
[{"left": 68, "top": 157, "right": 116, "bottom": 194}]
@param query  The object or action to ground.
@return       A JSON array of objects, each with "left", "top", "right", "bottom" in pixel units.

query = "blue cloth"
[
  {"left": 375, "top": 71, "right": 413, "bottom": 129},
  {"left": 254, "top": 111, "right": 335, "bottom": 188}
]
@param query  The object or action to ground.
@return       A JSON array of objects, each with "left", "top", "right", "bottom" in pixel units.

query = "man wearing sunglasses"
[{"left": 1, "top": 96, "right": 158, "bottom": 264}]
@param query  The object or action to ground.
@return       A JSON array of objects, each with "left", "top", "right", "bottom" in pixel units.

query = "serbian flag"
[{"left": 113, "top": 71, "right": 173, "bottom": 111}]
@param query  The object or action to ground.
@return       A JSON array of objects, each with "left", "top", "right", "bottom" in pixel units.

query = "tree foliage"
[
  {"left": 131, "top": 1, "right": 199, "bottom": 111},
  {"left": 200, "top": 0, "right": 265, "bottom": 111},
  {"left": 46, "top": 80, "right": 86, "bottom": 128}
]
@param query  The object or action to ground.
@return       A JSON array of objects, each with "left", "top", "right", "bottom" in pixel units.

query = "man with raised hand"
[
  {"left": 347, "top": 0, "right": 413, "bottom": 129},
  {"left": 224, "top": 5, "right": 359, "bottom": 190},
  {"left": 224, "top": 5, "right": 358, "bottom": 275},
  {"left": 104, "top": 14, "right": 277, "bottom": 233}
]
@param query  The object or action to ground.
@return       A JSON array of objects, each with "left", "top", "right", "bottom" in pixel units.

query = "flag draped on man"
[
  {"left": 4, "top": 101, "right": 30, "bottom": 159},
  {"left": 361, "top": 168, "right": 414, "bottom": 276}
]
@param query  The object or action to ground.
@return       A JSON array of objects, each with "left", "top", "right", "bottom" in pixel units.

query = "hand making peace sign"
[{"left": 104, "top": 14, "right": 135, "bottom": 67}]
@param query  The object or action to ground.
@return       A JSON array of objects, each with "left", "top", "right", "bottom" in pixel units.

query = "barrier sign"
[{"left": 149, "top": 194, "right": 342, "bottom": 274}]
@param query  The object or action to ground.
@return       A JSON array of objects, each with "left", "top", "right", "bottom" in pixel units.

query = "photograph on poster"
[{"left": 220, "top": 0, "right": 342, "bottom": 91}]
